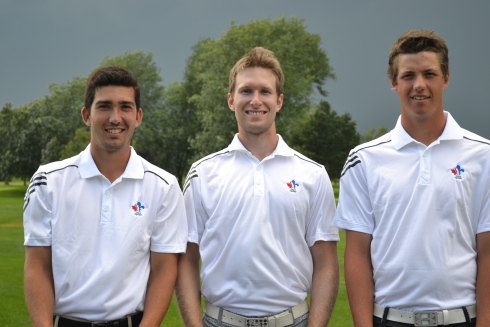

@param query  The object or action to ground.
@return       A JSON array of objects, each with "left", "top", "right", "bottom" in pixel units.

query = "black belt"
[{"left": 54, "top": 311, "right": 143, "bottom": 327}]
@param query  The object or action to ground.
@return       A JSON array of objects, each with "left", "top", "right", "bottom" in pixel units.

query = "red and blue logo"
[
  {"left": 287, "top": 180, "right": 299, "bottom": 192},
  {"left": 131, "top": 201, "right": 146, "bottom": 216},
  {"left": 450, "top": 164, "right": 465, "bottom": 180}
]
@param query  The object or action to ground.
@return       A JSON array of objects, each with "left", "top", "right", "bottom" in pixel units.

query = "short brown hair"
[
  {"left": 85, "top": 66, "right": 140, "bottom": 111},
  {"left": 388, "top": 30, "right": 449, "bottom": 85},
  {"left": 229, "top": 47, "right": 284, "bottom": 95}
]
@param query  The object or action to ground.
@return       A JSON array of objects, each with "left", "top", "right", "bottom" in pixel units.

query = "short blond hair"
[{"left": 229, "top": 47, "right": 284, "bottom": 95}]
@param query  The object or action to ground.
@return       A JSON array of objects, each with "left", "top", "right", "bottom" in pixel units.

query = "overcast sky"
[{"left": 1, "top": 0, "right": 489, "bottom": 138}]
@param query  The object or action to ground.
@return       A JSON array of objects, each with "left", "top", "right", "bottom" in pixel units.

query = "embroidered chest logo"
[
  {"left": 286, "top": 180, "right": 300, "bottom": 192},
  {"left": 450, "top": 164, "right": 465, "bottom": 180},
  {"left": 131, "top": 201, "right": 146, "bottom": 216}
]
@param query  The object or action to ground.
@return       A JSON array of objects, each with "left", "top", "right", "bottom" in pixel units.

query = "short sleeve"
[
  {"left": 333, "top": 153, "right": 375, "bottom": 234},
  {"left": 23, "top": 171, "right": 52, "bottom": 246},
  {"left": 305, "top": 166, "right": 339, "bottom": 247}
]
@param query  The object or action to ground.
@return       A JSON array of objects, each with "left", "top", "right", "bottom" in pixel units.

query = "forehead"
[
  {"left": 93, "top": 85, "right": 135, "bottom": 103},
  {"left": 235, "top": 67, "right": 277, "bottom": 87},
  {"left": 396, "top": 51, "right": 442, "bottom": 73}
]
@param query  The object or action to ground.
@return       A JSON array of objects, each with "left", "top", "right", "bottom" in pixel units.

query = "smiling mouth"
[
  {"left": 107, "top": 128, "right": 124, "bottom": 134},
  {"left": 246, "top": 111, "right": 266, "bottom": 116},
  {"left": 411, "top": 96, "right": 430, "bottom": 100}
]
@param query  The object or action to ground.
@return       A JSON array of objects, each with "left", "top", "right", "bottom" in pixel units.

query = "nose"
[
  {"left": 250, "top": 91, "right": 262, "bottom": 107},
  {"left": 413, "top": 74, "right": 426, "bottom": 91},
  {"left": 109, "top": 108, "right": 122, "bottom": 124}
]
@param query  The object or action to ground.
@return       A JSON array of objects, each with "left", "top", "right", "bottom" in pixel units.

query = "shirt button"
[
  {"left": 103, "top": 207, "right": 109, "bottom": 212},
  {"left": 105, "top": 190, "right": 111, "bottom": 196},
  {"left": 256, "top": 180, "right": 262, "bottom": 185},
  {"left": 256, "top": 166, "right": 261, "bottom": 171},
  {"left": 423, "top": 153, "right": 428, "bottom": 157},
  {"left": 422, "top": 170, "right": 428, "bottom": 174}
]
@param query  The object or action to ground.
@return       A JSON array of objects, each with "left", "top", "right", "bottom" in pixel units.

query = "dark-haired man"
[{"left": 24, "top": 66, "right": 187, "bottom": 327}]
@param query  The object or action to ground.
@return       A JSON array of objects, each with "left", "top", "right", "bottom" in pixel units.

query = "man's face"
[
  {"left": 82, "top": 85, "right": 142, "bottom": 154},
  {"left": 228, "top": 67, "right": 283, "bottom": 138},
  {"left": 392, "top": 51, "right": 449, "bottom": 121}
]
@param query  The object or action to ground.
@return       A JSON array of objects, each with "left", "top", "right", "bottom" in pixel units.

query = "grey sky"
[{"left": 1, "top": 0, "right": 489, "bottom": 138}]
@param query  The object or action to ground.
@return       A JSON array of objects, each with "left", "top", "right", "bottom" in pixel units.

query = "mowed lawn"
[{"left": 0, "top": 180, "right": 352, "bottom": 326}]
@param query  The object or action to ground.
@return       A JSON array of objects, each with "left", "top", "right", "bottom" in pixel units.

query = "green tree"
[
  {"left": 0, "top": 103, "right": 15, "bottom": 184},
  {"left": 60, "top": 128, "right": 90, "bottom": 159},
  {"left": 291, "top": 101, "right": 359, "bottom": 180},
  {"left": 360, "top": 127, "right": 389, "bottom": 143},
  {"left": 184, "top": 16, "right": 335, "bottom": 160}
]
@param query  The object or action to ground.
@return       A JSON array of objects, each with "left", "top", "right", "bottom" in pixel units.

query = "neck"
[
  {"left": 401, "top": 111, "right": 446, "bottom": 146},
  {"left": 238, "top": 132, "right": 279, "bottom": 162},
  {"left": 90, "top": 146, "right": 131, "bottom": 183}
]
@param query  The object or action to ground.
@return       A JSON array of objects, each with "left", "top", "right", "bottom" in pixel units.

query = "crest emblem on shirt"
[
  {"left": 131, "top": 201, "right": 146, "bottom": 216},
  {"left": 450, "top": 164, "right": 465, "bottom": 180},
  {"left": 286, "top": 179, "right": 299, "bottom": 192}
]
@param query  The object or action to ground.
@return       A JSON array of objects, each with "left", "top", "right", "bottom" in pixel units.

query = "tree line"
[{"left": 0, "top": 17, "right": 386, "bottom": 186}]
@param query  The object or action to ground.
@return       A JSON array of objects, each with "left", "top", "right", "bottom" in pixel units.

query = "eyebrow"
[{"left": 95, "top": 100, "right": 135, "bottom": 106}]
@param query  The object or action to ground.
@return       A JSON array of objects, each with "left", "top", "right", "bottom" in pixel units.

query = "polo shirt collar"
[
  {"left": 391, "top": 111, "right": 464, "bottom": 150},
  {"left": 78, "top": 145, "right": 144, "bottom": 180},
  {"left": 227, "top": 134, "right": 295, "bottom": 157}
]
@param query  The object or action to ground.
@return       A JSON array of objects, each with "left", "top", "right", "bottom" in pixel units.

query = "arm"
[
  {"left": 476, "top": 231, "right": 490, "bottom": 327},
  {"left": 344, "top": 230, "right": 374, "bottom": 327},
  {"left": 24, "top": 246, "right": 54, "bottom": 327},
  {"left": 140, "top": 252, "right": 178, "bottom": 327},
  {"left": 175, "top": 242, "right": 203, "bottom": 327},
  {"left": 308, "top": 240, "right": 339, "bottom": 327}
]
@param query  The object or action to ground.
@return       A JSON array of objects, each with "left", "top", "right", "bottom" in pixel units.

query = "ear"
[
  {"left": 276, "top": 94, "right": 284, "bottom": 112},
  {"left": 135, "top": 108, "right": 143, "bottom": 127},
  {"left": 227, "top": 93, "right": 235, "bottom": 111},
  {"left": 443, "top": 72, "right": 450, "bottom": 90},
  {"left": 81, "top": 107, "right": 91, "bottom": 126},
  {"left": 390, "top": 80, "right": 397, "bottom": 92}
]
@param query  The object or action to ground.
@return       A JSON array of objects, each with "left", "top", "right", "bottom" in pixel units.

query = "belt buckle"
[
  {"left": 414, "top": 311, "right": 438, "bottom": 326},
  {"left": 245, "top": 317, "right": 269, "bottom": 326}
]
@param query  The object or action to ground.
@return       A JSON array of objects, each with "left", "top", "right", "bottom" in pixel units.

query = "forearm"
[
  {"left": 140, "top": 253, "right": 178, "bottom": 327},
  {"left": 24, "top": 246, "right": 54, "bottom": 327},
  {"left": 344, "top": 231, "right": 374, "bottom": 327},
  {"left": 175, "top": 243, "right": 203, "bottom": 327},
  {"left": 308, "top": 241, "right": 339, "bottom": 327},
  {"left": 476, "top": 232, "right": 490, "bottom": 327}
]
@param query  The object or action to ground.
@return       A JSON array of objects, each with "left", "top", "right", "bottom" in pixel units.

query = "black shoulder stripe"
[
  {"left": 340, "top": 159, "right": 362, "bottom": 178},
  {"left": 348, "top": 140, "right": 392, "bottom": 158},
  {"left": 463, "top": 136, "right": 490, "bottom": 146},
  {"left": 342, "top": 155, "right": 359, "bottom": 170},
  {"left": 144, "top": 171, "right": 169, "bottom": 185},
  {"left": 45, "top": 165, "right": 79, "bottom": 175},
  {"left": 183, "top": 173, "right": 198, "bottom": 195},
  {"left": 293, "top": 154, "right": 322, "bottom": 168},
  {"left": 192, "top": 151, "right": 230, "bottom": 169},
  {"left": 184, "top": 169, "right": 197, "bottom": 185}
]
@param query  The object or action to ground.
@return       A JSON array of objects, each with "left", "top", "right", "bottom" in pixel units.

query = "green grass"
[{"left": 0, "top": 180, "right": 352, "bottom": 326}]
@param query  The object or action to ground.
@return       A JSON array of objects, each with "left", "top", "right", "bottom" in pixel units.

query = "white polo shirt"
[
  {"left": 23, "top": 145, "right": 187, "bottom": 321},
  {"left": 183, "top": 134, "right": 339, "bottom": 316},
  {"left": 333, "top": 111, "right": 490, "bottom": 311}
]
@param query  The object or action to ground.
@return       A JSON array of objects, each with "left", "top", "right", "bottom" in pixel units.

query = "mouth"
[
  {"left": 246, "top": 110, "right": 266, "bottom": 116},
  {"left": 411, "top": 96, "right": 430, "bottom": 100},
  {"left": 106, "top": 128, "right": 124, "bottom": 134}
]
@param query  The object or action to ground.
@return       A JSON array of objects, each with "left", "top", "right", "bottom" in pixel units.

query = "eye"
[{"left": 240, "top": 89, "right": 252, "bottom": 94}]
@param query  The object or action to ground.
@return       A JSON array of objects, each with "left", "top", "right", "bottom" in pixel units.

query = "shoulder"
[
  {"left": 340, "top": 133, "right": 392, "bottom": 178},
  {"left": 138, "top": 155, "right": 179, "bottom": 186},
  {"left": 189, "top": 148, "right": 232, "bottom": 171},
  {"left": 461, "top": 129, "right": 490, "bottom": 147},
  {"left": 33, "top": 155, "right": 80, "bottom": 179},
  {"left": 289, "top": 149, "right": 324, "bottom": 170}
]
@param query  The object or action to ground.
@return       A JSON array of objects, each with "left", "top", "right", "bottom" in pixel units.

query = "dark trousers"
[{"left": 373, "top": 316, "right": 476, "bottom": 327}]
